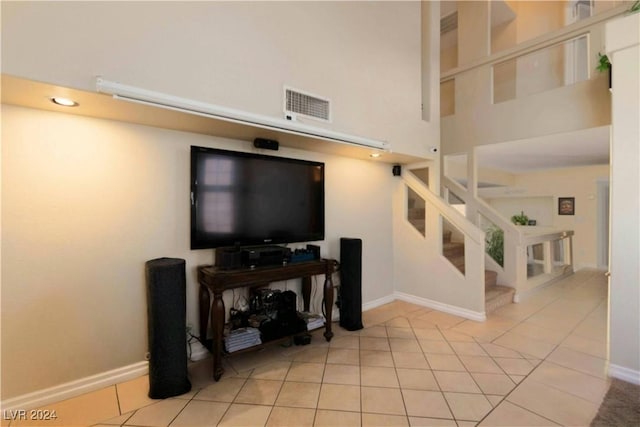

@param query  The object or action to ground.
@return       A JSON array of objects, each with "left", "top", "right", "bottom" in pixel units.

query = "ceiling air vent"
[
  {"left": 440, "top": 11, "right": 458, "bottom": 34},
  {"left": 284, "top": 87, "right": 330, "bottom": 122}
]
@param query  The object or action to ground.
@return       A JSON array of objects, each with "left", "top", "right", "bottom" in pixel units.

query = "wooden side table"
[{"left": 198, "top": 259, "right": 336, "bottom": 380}]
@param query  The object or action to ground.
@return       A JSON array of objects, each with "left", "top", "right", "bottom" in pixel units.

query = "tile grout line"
[
  {"left": 163, "top": 395, "right": 192, "bottom": 427},
  {"left": 439, "top": 325, "right": 492, "bottom": 424},
  {"left": 475, "top": 272, "right": 609, "bottom": 425},
  {"left": 388, "top": 319, "right": 416, "bottom": 425},
  {"left": 312, "top": 344, "right": 330, "bottom": 427},
  {"left": 216, "top": 371, "right": 251, "bottom": 426},
  {"left": 98, "top": 271, "right": 609, "bottom": 427}
]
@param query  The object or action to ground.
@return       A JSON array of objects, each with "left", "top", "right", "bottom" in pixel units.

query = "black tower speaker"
[
  {"left": 145, "top": 258, "right": 192, "bottom": 399},
  {"left": 339, "top": 238, "right": 364, "bottom": 331}
]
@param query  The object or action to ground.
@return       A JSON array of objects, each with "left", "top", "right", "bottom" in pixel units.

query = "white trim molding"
[
  {"left": 362, "top": 293, "right": 486, "bottom": 322},
  {"left": 394, "top": 292, "right": 486, "bottom": 322},
  {"left": 189, "top": 341, "right": 211, "bottom": 362},
  {"left": 608, "top": 363, "right": 640, "bottom": 385},
  {"left": 362, "top": 294, "right": 396, "bottom": 312},
  {"left": 0, "top": 361, "right": 148, "bottom": 412}
]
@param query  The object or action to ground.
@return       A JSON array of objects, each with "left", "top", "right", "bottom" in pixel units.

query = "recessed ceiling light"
[
  {"left": 370, "top": 153, "right": 382, "bottom": 158},
  {"left": 50, "top": 97, "right": 78, "bottom": 107}
]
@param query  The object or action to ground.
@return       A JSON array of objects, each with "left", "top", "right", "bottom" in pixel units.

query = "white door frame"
[{"left": 596, "top": 178, "right": 610, "bottom": 270}]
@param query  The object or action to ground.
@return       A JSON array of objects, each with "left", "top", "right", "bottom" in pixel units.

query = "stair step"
[
  {"left": 446, "top": 261, "right": 498, "bottom": 286},
  {"left": 407, "top": 208, "right": 426, "bottom": 220},
  {"left": 443, "top": 242, "right": 464, "bottom": 258},
  {"left": 408, "top": 219, "right": 425, "bottom": 234},
  {"left": 485, "top": 270, "right": 497, "bottom": 288},
  {"left": 443, "top": 230, "right": 452, "bottom": 243},
  {"left": 485, "top": 285, "right": 515, "bottom": 314},
  {"left": 440, "top": 238, "right": 510, "bottom": 313},
  {"left": 446, "top": 255, "right": 465, "bottom": 270}
]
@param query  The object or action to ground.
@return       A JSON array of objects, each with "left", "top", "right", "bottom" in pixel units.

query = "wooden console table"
[{"left": 198, "top": 259, "right": 336, "bottom": 381}]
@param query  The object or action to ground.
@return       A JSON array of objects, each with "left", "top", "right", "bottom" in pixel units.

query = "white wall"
[
  {"left": 392, "top": 179, "right": 486, "bottom": 317},
  {"left": 1, "top": 1, "right": 434, "bottom": 158},
  {"left": 1, "top": 1, "right": 432, "bottom": 399},
  {"left": 442, "top": 1, "right": 612, "bottom": 154},
  {"left": 486, "top": 197, "right": 555, "bottom": 226},
  {"left": 481, "top": 165, "right": 610, "bottom": 269},
  {"left": 1, "top": 105, "right": 395, "bottom": 399},
  {"left": 605, "top": 12, "right": 640, "bottom": 383}
]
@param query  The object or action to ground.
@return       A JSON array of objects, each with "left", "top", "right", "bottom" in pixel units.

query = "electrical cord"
[{"left": 186, "top": 329, "right": 200, "bottom": 361}]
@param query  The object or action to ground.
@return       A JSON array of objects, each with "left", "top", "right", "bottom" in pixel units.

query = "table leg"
[
  {"left": 301, "top": 276, "right": 311, "bottom": 312},
  {"left": 199, "top": 284, "right": 210, "bottom": 347},
  {"left": 323, "top": 271, "right": 334, "bottom": 342},
  {"left": 211, "top": 291, "right": 225, "bottom": 381}
]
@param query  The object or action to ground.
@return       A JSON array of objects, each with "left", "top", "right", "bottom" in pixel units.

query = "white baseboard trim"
[
  {"left": 1, "top": 291, "right": 490, "bottom": 411},
  {"left": 189, "top": 341, "right": 211, "bottom": 362},
  {"left": 608, "top": 363, "right": 640, "bottom": 385},
  {"left": 394, "top": 291, "right": 486, "bottom": 322},
  {"left": 1, "top": 361, "right": 148, "bottom": 412},
  {"left": 575, "top": 263, "right": 599, "bottom": 271},
  {"left": 362, "top": 294, "right": 396, "bottom": 312}
]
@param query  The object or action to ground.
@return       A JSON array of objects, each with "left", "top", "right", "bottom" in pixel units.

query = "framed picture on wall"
[{"left": 558, "top": 197, "right": 575, "bottom": 215}]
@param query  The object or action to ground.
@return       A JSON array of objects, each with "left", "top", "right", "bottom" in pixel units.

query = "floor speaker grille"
[{"left": 339, "top": 238, "right": 363, "bottom": 331}]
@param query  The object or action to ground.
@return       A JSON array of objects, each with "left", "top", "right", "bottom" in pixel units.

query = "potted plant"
[
  {"left": 485, "top": 226, "right": 504, "bottom": 267},
  {"left": 596, "top": 52, "right": 612, "bottom": 89},
  {"left": 511, "top": 211, "right": 529, "bottom": 226}
]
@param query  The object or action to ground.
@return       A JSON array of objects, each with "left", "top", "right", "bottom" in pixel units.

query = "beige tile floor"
[{"left": 8, "top": 269, "right": 612, "bottom": 426}]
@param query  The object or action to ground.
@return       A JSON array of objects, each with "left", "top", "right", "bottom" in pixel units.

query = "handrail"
[
  {"left": 405, "top": 171, "right": 485, "bottom": 244},
  {"left": 441, "top": 4, "right": 628, "bottom": 81},
  {"left": 523, "top": 229, "right": 575, "bottom": 246},
  {"left": 442, "top": 176, "right": 521, "bottom": 243},
  {"left": 472, "top": 188, "right": 523, "bottom": 241},
  {"left": 441, "top": 175, "right": 468, "bottom": 199}
]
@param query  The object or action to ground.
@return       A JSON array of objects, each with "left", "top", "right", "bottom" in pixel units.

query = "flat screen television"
[{"left": 190, "top": 146, "right": 325, "bottom": 249}]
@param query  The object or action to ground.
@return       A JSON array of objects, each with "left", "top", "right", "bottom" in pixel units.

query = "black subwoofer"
[
  {"left": 339, "top": 238, "right": 364, "bottom": 331},
  {"left": 145, "top": 257, "right": 192, "bottom": 399}
]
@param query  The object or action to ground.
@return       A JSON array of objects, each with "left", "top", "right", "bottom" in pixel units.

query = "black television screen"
[{"left": 190, "top": 146, "right": 325, "bottom": 249}]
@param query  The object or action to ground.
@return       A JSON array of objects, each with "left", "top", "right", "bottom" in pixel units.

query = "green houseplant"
[
  {"left": 511, "top": 211, "right": 529, "bottom": 226},
  {"left": 596, "top": 52, "right": 611, "bottom": 73},
  {"left": 596, "top": 52, "right": 612, "bottom": 89},
  {"left": 485, "top": 226, "right": 504, "bottom": 267}
]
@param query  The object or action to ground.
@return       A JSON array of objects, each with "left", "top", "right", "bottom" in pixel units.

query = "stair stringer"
[{"left": 393, "top": 170, "right": 487, "bottom": 321}]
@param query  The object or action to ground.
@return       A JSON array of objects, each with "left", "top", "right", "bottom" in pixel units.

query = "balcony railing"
[
  {"left": 493, "top": 35, "right": 590, "bottom": 104},
  {"left": 442, "top": 175, "right": 574, "bottom": 301}
]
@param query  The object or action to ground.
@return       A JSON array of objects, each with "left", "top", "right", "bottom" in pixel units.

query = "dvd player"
[{"left": 241, "top": 246, "right": 291, "bottom": 268}]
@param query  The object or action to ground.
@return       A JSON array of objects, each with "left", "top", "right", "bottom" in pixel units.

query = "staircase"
[
  {"left": 443, "top": 231, "right": 514, "bottom": 314},
  {"left": 407, "top": 205, "right": 426, "bottom": 235}
]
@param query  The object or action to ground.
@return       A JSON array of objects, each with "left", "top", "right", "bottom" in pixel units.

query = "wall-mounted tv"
[{"left": 190, "top": 146, "right": 325, "bottom": 249}]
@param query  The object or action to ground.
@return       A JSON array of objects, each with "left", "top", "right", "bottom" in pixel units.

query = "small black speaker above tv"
[{"left": 254, "top": 138, "right": 279, "bottom": 151}]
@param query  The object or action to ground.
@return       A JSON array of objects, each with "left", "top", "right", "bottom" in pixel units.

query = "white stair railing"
[
  {"left": 441, "top": 176, "right": 575, "bottom": 300},
  {"left": 397, "top": 170, "right": 487, "bottom": 319}
]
